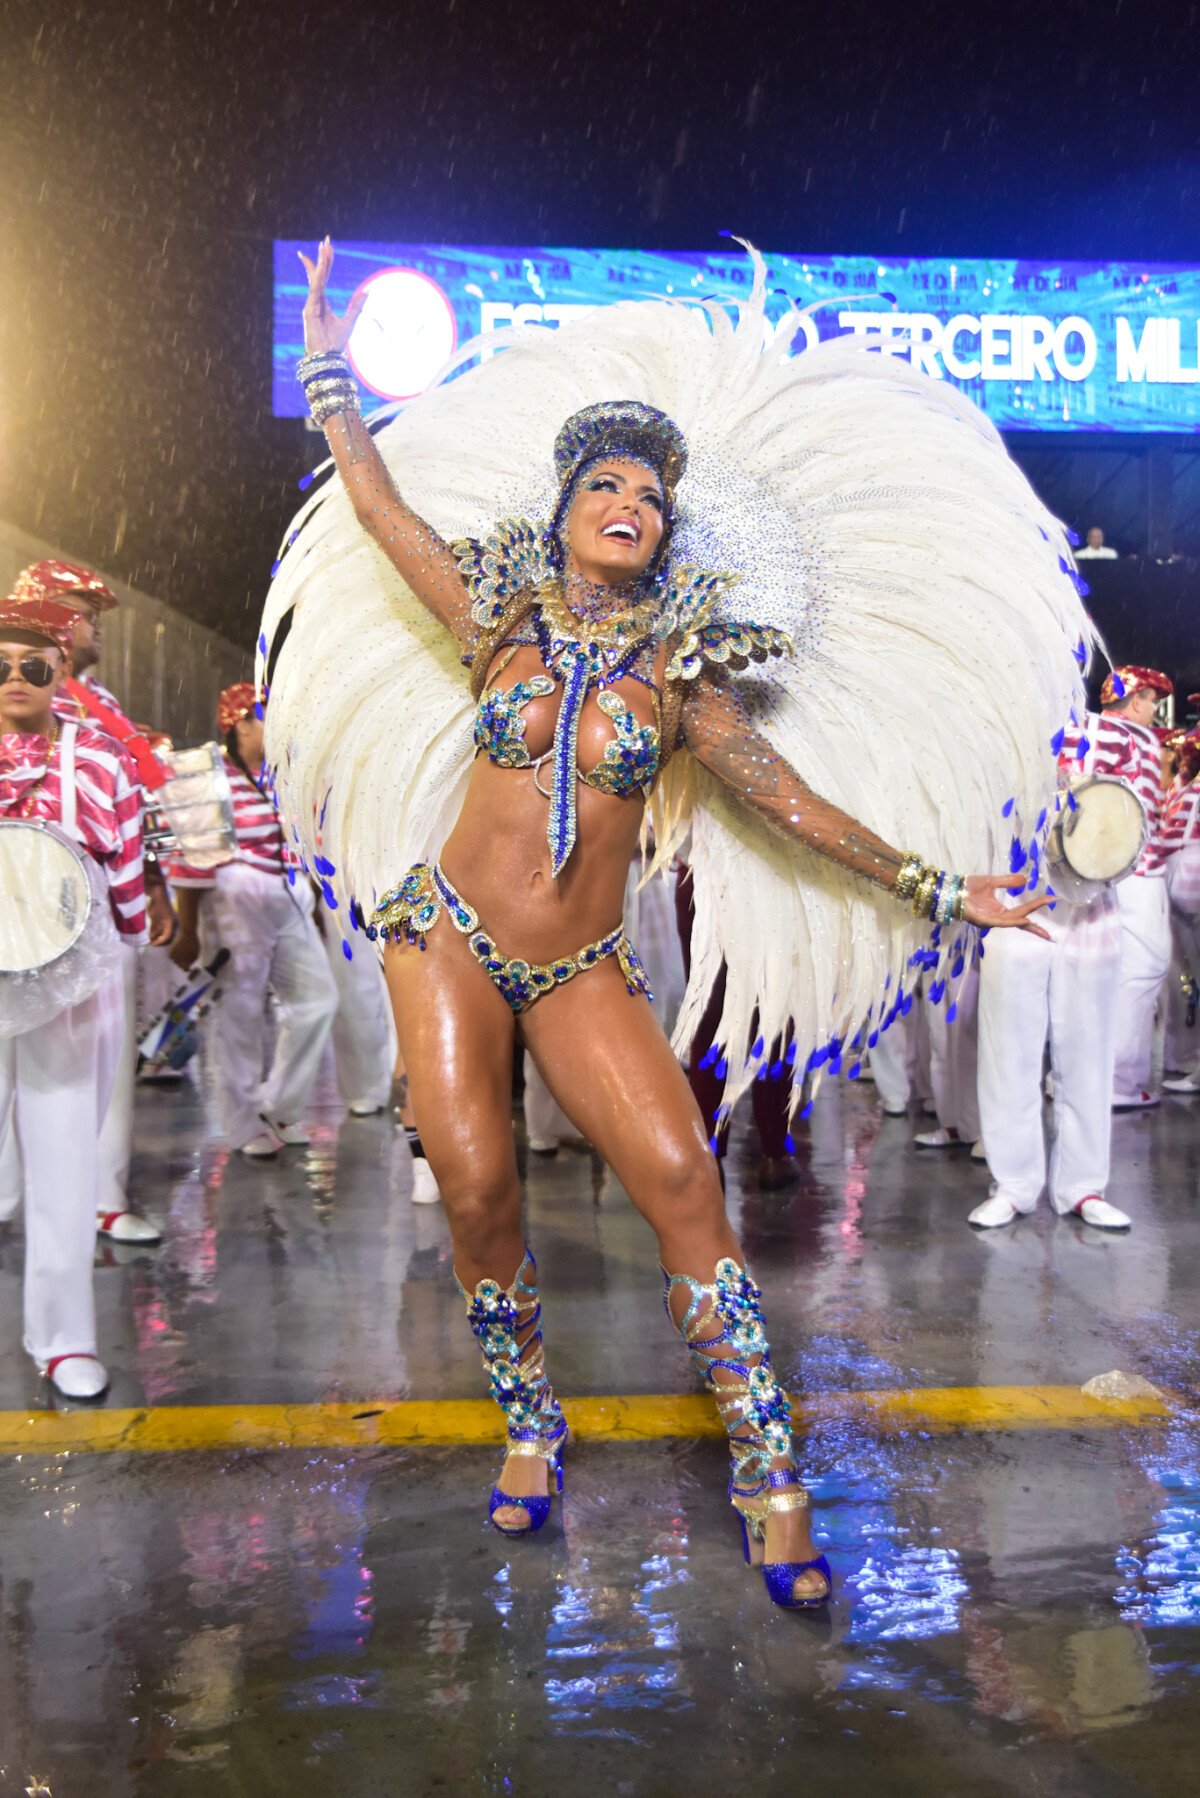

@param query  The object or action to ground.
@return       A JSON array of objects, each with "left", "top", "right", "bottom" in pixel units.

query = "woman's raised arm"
[
  {"left": 681, "top": 674, "right": 1051, "bottom": 937},
  {"left": 298, "top": 238, "right": 474, "bottom": 647}
]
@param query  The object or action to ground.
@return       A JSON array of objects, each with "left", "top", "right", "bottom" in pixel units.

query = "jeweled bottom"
[{"left": 369, "top": 862, "right": 653, "bottom": 1015}]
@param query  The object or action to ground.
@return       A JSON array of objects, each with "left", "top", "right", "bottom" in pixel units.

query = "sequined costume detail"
[
  {"left": 663, "top": 1255, "right": 830, "bottom": 1607},
  {"left": 457, "top": 562, "right": 786, "bottom": 876},
  {"left": 473, "top": 675, "right": 555, "bottom": 768},
  {"left": 370, "top": 862, "right": 652, "bottom": 1014},
  {"left": 457, "top": 1249, "right": 568, "bottom": 1535}
]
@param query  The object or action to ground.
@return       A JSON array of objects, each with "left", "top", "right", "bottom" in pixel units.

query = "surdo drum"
[
  {"left": 1045, "top": 775, "right": 1147, "bottom": 906},
  {"left": 0, "top": 817, "right": 121, "bottom": 1035}
]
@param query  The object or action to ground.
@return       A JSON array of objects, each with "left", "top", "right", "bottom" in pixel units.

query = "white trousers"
[
  {"left": 0, "top": 974, "right": 124, "bottom": 1362},
  {"left": 97, "top": 940, "right": 138, "bottom": 1215},
  {"left": 977, "top": 902, "right": 1119, "bottom": 1210},
  {"left": 924, "top": 965, "right": 980, "bottom": 1141},
  {"left": 205, "top": 865, "right": 337, "bottom": 1148},
  {"left": 868, "top": 1009, "right": 914, "bottom": 1108},
  {"left": 327, "top": 932, "right": 394, "bottom": 1111},
  {"left": 1113, "top": 877, "right": 1171, "bottom": 1095},
  {"left": 1164, "top": 910, "right": 1200, "bottom": 1075}
]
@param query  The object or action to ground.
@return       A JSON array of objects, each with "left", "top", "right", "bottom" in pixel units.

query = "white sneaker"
[
  {"left": 1112, "top": 1089, "right": 1159, "bottom": 1111},
  {"left": 527, "top": 1136, "right": 560, "bottom": 1154},
  {"left": 1067, "top": 1195, "right": 1132, "bottom": 1231},
  {"left": 410, "top": 1159, "right": 441, "bottom": 1206},
  {"left": 97, "top": 1210, "right": 163, "bottom": 1245},
  {"left": 1162, "top": 1073, "right": 1200, "bottom": 1095},
  {"left": 269, "top": 1121, "right": 311, "bottom": 1147},
  {"left": 968, "top": 1192, "right": 1033, "bottom": 1229},
  {"left": 915, "top": 1127, "right": 965, "bottom": 1149},
  {"left": 881, "top": 1099, "right": 908, "bottom": 1117},
  {"left": 348, "top": 1100, "right": 384, "bottom": 1116},
  {"left": 970, "top": 1139, "right": 987, "bottom": 1162},
  {"left": 240, "top": 1131, "right": 281, "bottom": 1159},
  {"left": 44, "top": 1354, "right": 109, "bottom": 1400}
]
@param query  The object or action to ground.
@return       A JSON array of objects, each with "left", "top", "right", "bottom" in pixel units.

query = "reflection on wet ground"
[{"left": 0, "top": 1068, "right": 1198, "bottom": 1793}]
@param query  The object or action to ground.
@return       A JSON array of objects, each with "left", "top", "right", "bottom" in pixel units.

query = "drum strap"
[{"left": 59, "top": 720, "right": 80, "bottom": 841}]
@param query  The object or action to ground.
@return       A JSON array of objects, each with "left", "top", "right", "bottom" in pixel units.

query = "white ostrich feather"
[{"left": 260, "top": 249, "right": 1093, "bottom": 1109}]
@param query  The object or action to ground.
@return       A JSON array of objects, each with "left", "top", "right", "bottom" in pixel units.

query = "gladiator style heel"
[
  {"left": 459, "top": 1248, "right": 568, "bottom": 1538},
  {"left": 664, "top": 1257, "right": 832, "bottom": 1611}
]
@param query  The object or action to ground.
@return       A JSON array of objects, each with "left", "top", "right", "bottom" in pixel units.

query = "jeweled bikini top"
[{"left": 453, "top": 521, "right": 792, "bottom": 876}]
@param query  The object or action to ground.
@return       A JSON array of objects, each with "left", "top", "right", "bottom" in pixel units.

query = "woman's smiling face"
[{"left": 563, "top": 460, "right": 665, "bottom": 586}]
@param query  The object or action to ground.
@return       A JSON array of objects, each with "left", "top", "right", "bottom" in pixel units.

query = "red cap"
[
  {"left": 217, "top": 682, "right": 258, "bottom": 734},
  {"left": 1100, "top": 665, "right": 1173, "bottom": 707},
  {"left": 12, "top": 558, "right": 120, "bottom": 613},
  {"left": 0, "top": 597, "right": 78, "bottom": 657}
]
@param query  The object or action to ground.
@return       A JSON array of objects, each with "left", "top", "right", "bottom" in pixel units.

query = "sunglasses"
[{"left": 0, "top": 653, "right": 59, "bottom": 688}]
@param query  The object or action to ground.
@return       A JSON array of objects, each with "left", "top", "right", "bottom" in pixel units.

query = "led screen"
[{"left": 274, "top": 242, "right": 1200, "bottom": 432}]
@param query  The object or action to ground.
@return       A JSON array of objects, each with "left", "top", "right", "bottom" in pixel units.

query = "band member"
[
  {"left": 0, "top": 598, "right": 146, "bottom": 1398},
  {"left": 1093, "top": 666, "right": 1174, "bottom": 1108},
  {"left": 169, "top": 685, "right": 336, "bottom": 1158},
  {"left": 1161, "top": 726, "right": 1200, "bottom": 1093},
  {"left": 13, "top": 559, "right": 172, "bottom": 1243}
]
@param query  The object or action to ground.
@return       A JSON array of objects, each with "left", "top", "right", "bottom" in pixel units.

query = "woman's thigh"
[
  {"left": 520, "top": 962, "right": 732, "bottom": 1256},
  {"left": 383, "top": 924, "right": 518, "bottom": 1188}
]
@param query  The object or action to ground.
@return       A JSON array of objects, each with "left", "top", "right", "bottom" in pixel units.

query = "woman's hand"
[
  {"left": 297, "top": 236, "right": 368, "bottom": 355},
  {"left": 962, "top": 873, "right": 1051, "bottom": 940}
]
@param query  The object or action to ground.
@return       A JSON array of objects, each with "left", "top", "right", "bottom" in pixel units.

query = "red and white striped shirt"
[
  {"left": 1059, "top": 712, "right": 1168, "bottom": 877},
  {"left": 169, "top": 756, "right": 290, "bottom": 888},
  {"left": 1162, "top": 776, "right": 1200, "bottom": 853},
  {"left": 0, "top": 725, "right": 146, "bottom": 940}
]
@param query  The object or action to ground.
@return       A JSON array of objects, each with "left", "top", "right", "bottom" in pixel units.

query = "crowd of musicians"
[{"left": 0, "top": 556, "right": 1198, "bottom": 1399}]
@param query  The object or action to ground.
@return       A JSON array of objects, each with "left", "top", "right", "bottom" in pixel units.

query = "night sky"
[{"left": 3, "top": 0, "right": 1199, "bottom": 648}]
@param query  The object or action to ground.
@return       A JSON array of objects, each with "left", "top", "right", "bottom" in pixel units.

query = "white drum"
[
  {"left": 154, "top": 743, "right": 237, "bottom": 869},
  {"left": 1045, "top": 775, "right": 1147, "bottom": 906},
  {"left": 0, "top": 818, "right": 121, "bottom": 1036}
]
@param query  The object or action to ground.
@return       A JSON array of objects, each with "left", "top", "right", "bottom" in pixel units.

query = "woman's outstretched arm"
[
  {"left": 681, "top": 674, "right": 1050, "bottom": 936},
  {"left": 299, "top": 238, "right": 474, "bottom": 646}
]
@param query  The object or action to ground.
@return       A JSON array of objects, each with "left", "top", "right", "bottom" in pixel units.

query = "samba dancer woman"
[{"left": 264, "top": 240, "right": 1090, "bottom": 1609}]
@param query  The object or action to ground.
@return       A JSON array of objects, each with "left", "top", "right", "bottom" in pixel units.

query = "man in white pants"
[
  {"left": 972, "top": 892, "right": 1128, "bottom": 1231},
  {"left": 1161, "top": 727, "right": 1200, "bottom": 1091},
  {"left": 170, "top": 685, "right": 337, "bottom": 1157},
  {"left": 0, "top": 598, "right": 145, "bottom": 1397},
  {"left": 15, "top": 558, "right": 173, "bottom": 1245},
  {"left": 1091, "top": 666, "right": 1173, "bottom": 1109}
]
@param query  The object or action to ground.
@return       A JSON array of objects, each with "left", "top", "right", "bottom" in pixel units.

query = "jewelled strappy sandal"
[
  {"left": 664, "top": 1257, "right": 832, "bottom": 1611},
  {"left": 460, "top": 1248, "right": 568, "bottom": 1538}
]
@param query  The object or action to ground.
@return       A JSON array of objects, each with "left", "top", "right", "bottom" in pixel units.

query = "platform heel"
[
  {"left": 664, "top": 1256, "right": 831, "bottom": 1610},
  {"left": 460, "top": 1248, "right": 568, "bottom": 1539}
]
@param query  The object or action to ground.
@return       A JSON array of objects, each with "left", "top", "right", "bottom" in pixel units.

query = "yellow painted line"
[{"left": 0, "top": 1385, "right": 1183, "bottom": 1456}]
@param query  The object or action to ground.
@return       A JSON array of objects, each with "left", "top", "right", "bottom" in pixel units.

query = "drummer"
[
  {"left": 0, "top": 597, "right": 146, "bottom": 1399},
  {"left": 12, "top": 559, "right": 172, "bottom": 1245},
  {"left": 1092, "top": 665, "right": 1174, "bottom": 1109},
  {"left": 970, "top": 700, "right": 1135, "bottom": 1232}
]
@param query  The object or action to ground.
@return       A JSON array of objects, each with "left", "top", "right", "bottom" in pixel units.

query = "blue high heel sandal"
[
  {"left": 663, "top": 1259, "right": 834, "bottom": 1613},
  {"left": 460, "top": 1249, "right": 569, "bottom": 1541},
  {"left": 736, "top": 1486, "right": 832, "bottom": 1610},
  {"left": 489, "top": 1428, "right": 567, "bottom": 1538}
]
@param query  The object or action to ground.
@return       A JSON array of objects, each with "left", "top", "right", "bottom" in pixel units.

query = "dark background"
[{"left": 2, "top": 0, "right": 1198, "bottom": 681}]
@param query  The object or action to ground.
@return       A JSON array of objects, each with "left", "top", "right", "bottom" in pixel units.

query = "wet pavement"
[{"left": 1, "top": 1065, "right": 1198, "bottom": 1795}]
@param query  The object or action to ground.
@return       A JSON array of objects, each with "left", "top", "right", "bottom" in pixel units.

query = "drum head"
[
  {"left": 0, "top": 820, "right": 93, "bottom": 973},
  {"left": 1062, "top": 779, "right": 1147, "bottom": 882}
]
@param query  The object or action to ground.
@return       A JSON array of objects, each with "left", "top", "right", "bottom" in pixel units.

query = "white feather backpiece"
[{"left": 260, "top": 248, "right": 1093, "bottom": 1114}]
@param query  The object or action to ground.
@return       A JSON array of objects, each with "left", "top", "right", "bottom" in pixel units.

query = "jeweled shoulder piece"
[
  {"left": 666, "top": 617, "right": 793, "bottom": 683},
  {"left": 451, "top": 519, "right": 552, "bottom": 630},
  {"left": 661, "top": 566, "right": 792, "bottom": 682}
]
